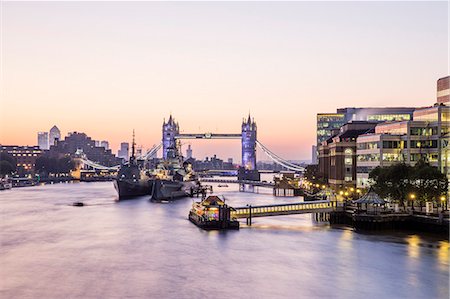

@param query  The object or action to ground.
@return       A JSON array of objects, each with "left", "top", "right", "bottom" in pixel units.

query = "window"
[
  {"left": 382, "top": 153, "right": 402, "bottom": 162},
  {"left": 357, "top": 154, "right": 380, "bottom": 162},
  {"left": 410, "top": 140, "right": 437, "bottom": 148},
  {"left": 382, "top": 141, "right": 403, "bottom": 149}
]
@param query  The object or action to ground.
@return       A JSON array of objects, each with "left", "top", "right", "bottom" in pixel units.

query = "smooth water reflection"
[{"left": 0, "top": 182, "right": 448, "bottom": 299}]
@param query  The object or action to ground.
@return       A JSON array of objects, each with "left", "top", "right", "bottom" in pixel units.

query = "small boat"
[
  {"left": 217, "top": 184, "right": 229, "bottom": 187},
  {"left": 72, "top": 202, "right": 85, "bottom": 207},
  {"left": 189, "top": 195, "right": 239, "bottom": 230}
]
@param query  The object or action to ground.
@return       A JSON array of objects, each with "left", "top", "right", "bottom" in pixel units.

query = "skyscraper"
[
  {"left": 100, "top": 140, "right": 109, "bottom": 150},
  {"left": 186, "top": 144, "right": 193, "bottom": 159},
  {"left": 49, "top": 125, "right": 61, "bottom": 147},
  {"left": 118, "top": 143, "right": 129, "bottom": 160},
  {"left": 37, "top": 132, "right": 49, "bottom": 150}
]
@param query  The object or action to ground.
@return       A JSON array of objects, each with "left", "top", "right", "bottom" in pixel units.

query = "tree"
[
  {"left": 0, "top": 152, "right": 16, "bottom": 176},
  {"left": 369, "top": 161, "right": 449, "bottom": 207},
  {"left": 35, "top": 154, "right": 75, "bottom": 175},
  {"left": 369, "top": 163, "right": 413, "bottom": 207},
  {"left": 304, "top": 164, "right": 326, "bottom": 185},
  {"left": 410, "top": 160, "right": 448, "bottom": 207}
]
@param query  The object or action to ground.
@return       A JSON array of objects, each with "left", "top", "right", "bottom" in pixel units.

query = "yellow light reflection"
[
  {"left": 407, "top": 235, "right": 420, "bottom": 259},
  {"left": 437, "top": 241, "right": 449, "bottom": 266}
]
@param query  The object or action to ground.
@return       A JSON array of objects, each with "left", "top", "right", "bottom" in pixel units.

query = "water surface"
[{"left": 1, "top": 182, "right": 448, "bottom": 298}]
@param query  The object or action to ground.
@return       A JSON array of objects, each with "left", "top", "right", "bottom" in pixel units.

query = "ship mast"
[{"left": 131, "top": 129, "right": 136, "bottom": 159}]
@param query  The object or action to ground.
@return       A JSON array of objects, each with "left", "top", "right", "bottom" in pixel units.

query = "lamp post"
[
  {"left": 409, "top": 193, "right": 416, "bottom": 211},
  {"left": 440, "top": 196, "right": 447, "bottom": 211}
]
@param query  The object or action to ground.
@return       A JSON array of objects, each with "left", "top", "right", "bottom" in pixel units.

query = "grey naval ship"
[
  {"left": 114, "top": 132, "right": 200, "bottom": 201},
  {"left": 150, "top": 145, "right": 200, "bottom": 201},
  {"left": 114, "top": 134, "right": 153, "bottom": 199}
]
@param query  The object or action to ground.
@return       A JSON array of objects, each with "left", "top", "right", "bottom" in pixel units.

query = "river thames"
[{"left": 1, "top": 181, "right": 448, "bottom": 298}]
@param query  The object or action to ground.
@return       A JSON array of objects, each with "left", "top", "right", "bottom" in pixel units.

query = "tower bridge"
[
  {"left": 77, "top": 114, "right": 305, "bottom": 173},
  {"left": 163, "top": 114, "right": 304, "bottom": 173}
]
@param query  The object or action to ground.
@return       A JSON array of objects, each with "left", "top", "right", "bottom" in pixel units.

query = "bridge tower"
[
  {"left": 162, "top": 115, "right": 179, "bottom": 160},
  {"left": 241, "top": 114, "right": 257, "bottom": 170}
]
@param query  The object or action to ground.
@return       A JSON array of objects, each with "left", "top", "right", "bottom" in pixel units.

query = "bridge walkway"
[
  {"left": 199, "top": 178, "right": 275, "bottom": 188},
  {"left": 230, "top": 200, "right": 339, "bottom": 219}
]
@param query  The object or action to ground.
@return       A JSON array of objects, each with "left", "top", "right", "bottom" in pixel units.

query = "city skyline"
[{"left": 1, "top": 1, "right": 448, "bottom": 161}]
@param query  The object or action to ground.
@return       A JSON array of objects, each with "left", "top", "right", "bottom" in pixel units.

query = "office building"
[
  {"left": 317, "top": 107, "right": 416, "bottom": 146},
  {"left": 49, "top": 126, "right": 61, "bottom": 147},
  {"left": 318, "top": 122, "right": 377, "bottom": 188},
  {"left": 355, "top": 76, "right": 450, "bottom": 187},
  {"left": 0, "top": 145, "right": 43, "bottom": 173},
  {"left": 118, "top": 143, "right": 129, "bottom": 161},
  {"left": 437, "top": 75, "right": 449, "bottom": 105},
  {"left": 47, "top": 132, "right": 121, "bottom": 167},
  {"left": 100, "top": 141, "right": 109, "bottom": 150},
  {"left": 356, "top": 104, "right": 450, "bottom": 187},
  {"left": 37, "top": 132, "right": 49, "bottom": 150}
]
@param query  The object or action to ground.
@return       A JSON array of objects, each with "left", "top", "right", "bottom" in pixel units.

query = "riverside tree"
[
  {"left": 0, "top": 152, "right": 17, "bottom": 176},
  {"left": 369, "top": 160, "right": 448, "bottom": 207}
]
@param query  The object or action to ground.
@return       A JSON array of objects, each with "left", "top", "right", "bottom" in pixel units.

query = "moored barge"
[{"left": 189, "top": 195, "right": 239, "bottom": 230}]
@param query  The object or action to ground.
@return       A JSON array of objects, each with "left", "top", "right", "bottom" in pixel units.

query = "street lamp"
[
  {"left": 409, "top": 193, "right": 416, "bottom": 211},
  {"left": 440, "top": 196, "right": 447, "bottom": 211}
]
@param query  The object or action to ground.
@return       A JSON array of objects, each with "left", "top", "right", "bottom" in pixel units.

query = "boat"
[
  {"left": 114, "top": 132, "right": 154, "bottom": 199},
  {"left": 0, "top": 177, "right": 12, "bottom": 190},
  {"left": 218, "top": 184, "right": 228, "bottom": 187},
  {"left": 188, "top": 195, "right": 239, "bottom": 230},
  {"left": 150, "top": 157, "right": 200, "bottom": 201}
]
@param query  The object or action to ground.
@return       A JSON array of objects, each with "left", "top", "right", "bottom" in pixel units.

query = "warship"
[
  {"left": 150, "top": 143, "right": 200, "bottom": 201},
  {"left": 114, "top": 132, "right": 153, "bottom": 199}
]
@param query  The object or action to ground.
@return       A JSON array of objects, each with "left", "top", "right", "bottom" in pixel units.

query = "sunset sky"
[{"left": 1, "top": 1, "right": 448, "bottom": 162}]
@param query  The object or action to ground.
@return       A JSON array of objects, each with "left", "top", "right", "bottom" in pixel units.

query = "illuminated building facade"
[
  {"left": 356, "top": 103, "right": 450, "bottom": 187},
  {"left": 318, "top": 122, "right": 377, "bottom": 188},
  {"left": 0, "top": 145, "right": 43, "bottom": 173},
  {"left": 317, "top": 107, "right": 415, "bottom": 146},
  {"left": 317, "top": 113, "right": 346, "bottom": 145}
]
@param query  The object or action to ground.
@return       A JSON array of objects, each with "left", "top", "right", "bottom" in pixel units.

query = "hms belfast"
[
  {"left": 151, "top": 115, "right": 200, "bottom": 201},
  {"left": 114, "top": 116, "right": 201, "bottom": 201}
]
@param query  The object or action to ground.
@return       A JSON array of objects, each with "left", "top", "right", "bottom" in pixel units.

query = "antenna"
[{"left": 131, "top": 129, "right": 136, "bottom": 158}]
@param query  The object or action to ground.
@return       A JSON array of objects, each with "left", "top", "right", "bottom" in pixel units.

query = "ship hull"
[
  {"left": 151, "top": 179, "right": 198, "bottom": 201},
  {"left": 114, "top": 179, "right": 153, "bottom": 199}
]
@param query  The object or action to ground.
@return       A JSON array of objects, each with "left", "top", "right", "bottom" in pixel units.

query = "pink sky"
[{"left": 0, "top": 2, "right": 448, "bottom": 162}]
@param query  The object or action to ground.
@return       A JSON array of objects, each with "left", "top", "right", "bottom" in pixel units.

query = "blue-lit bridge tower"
[
  {"left": 162, "top": 115, "right": 179, "bottom": 160},
  {"left": 241, "top": 115, "right": 257, "bottom": 170}
]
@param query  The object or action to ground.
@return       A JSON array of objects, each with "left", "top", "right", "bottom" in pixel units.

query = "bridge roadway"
[
  {"left": 199, "top": 178, "right": 275, "bottom": 187},
  {"left": 230, "top": 200, "right": 338, "bottom": 219},
  {"left": 175, "top": 133, "right": 241, "bottom": 139}
]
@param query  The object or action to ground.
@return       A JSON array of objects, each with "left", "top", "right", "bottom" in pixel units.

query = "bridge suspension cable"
[
  {"left": 256, "top": 140, "right": 305, "bottom": 172},
  {"left": 138, "top": 142, "right": 162, "bottom": 160},
  {"left": 79, "top": 157, "right": 121, "bottom": 171}
]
